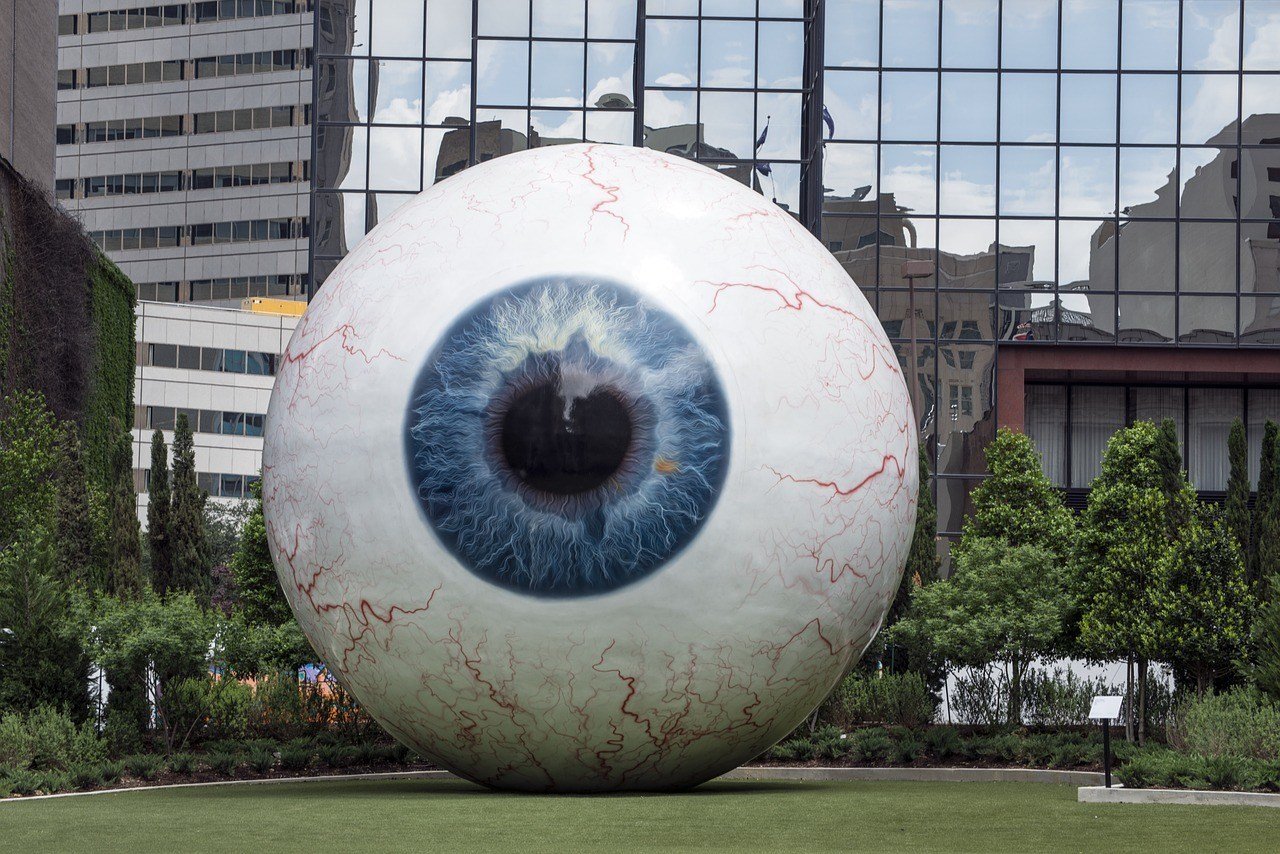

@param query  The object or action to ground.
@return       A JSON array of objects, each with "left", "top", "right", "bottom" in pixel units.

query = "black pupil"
[{"left": 501, "top": 379, "right": 633, "bottom": 495}]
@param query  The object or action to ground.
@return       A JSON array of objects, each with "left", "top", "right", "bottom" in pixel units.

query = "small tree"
[
  {"left": 147, "top": 430, "right": 173, "bottom": 595},
  {"left": 1252, "top": 421, "right": 1279, "bottom": 584},
  {"left": 105, "top": 427, "right": 144, "bottom": 599},
  {"left": 1156, "top": 505, "right": 1252, "bottom": 695},
  {"left": 232, "top": 479, "right": 293, "bottom": 626},
  {"left": 0, "top": 390, "right": 62, "bottom": 548},
  {"left": 954, "top": 428, "right": 1075, "bottom": 564},
  {"left": 1225, "top": 419, "right": 1252, "bottom": 583},
  {"left": 1072, "top": 422, "right": 1185, "bottom": 743},
  {"left": 168, "top": 414, "right": 210, "bottom": 603},
  {"left": 53, "top": 426, "right": 95, "bottom": 588},
  {"left": 892, "top": 539, "right": 1069, "bottom": 725},
  {"left": 1250, "top": 573, "right": 1280, "bottom": 701},
  {"left": 0, "top": 525, "right": 91, "bottom": 718}
]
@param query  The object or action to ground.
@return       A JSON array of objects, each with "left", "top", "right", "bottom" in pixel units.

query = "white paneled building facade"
[{"left": 133, "top": 300, "right": 299, "bottom": 519}]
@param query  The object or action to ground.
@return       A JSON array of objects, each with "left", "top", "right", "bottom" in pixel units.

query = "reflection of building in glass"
[{"left": 306, "top": 1, "right": 1280, "bottom": 559}]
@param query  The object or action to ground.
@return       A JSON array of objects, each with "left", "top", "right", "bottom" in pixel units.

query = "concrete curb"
[
  {"left": 0, "top": 770, "right": 454, "bottom": 803},
  {"left": 1, "top": 765, "right": 1103, "bottom": 803},
  {"left": 726, "top": 766, "right": 1104, "bottom": 785},
  {"left": 1079, "top": 785, "right": 1280, "bottom": 809}
]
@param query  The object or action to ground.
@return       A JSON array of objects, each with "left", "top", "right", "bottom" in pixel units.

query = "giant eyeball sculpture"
[{"left": 264, "top": 143, "right": 916, "bottom": 792}]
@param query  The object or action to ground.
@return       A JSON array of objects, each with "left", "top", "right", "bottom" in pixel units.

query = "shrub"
[
  {"left": 849, "top": 728, "right": 894, "bottom": 764},
  {"left": 102, "top": 707, "right": 144, "bottom": 757},
  {"left": 1021, "top": 668, "right": 1109, "bottom": 727},
  {"left": 820, "top": 673, "right": 937, "bottom": 730},
  {"left": 319, "top": 744, "right": 357, "bottom": 768},
  {"left": 279, "top": 746, "right": 314, "bottom": 772},
  {"left": 951, "top": 668, "right": 1006, "bottom": 726},
  {"left": 24, "top": 706, "right": 76, "bottom": 771},
  {"left": 247, "top": 748, "right": 276, "bottom": 774},
  {"left": 69, "top": 763, "right": 105, "bottom": 789},
  {"left": 38, "top": 770, "right": 71, "bottom": 794},
  {"left": 205, "top": 751, "right": 239, "bottom": 775},
  {"left": 123, "top": 753, "right": 163, "bottom": 781},
  {"left": 923, "top": 726, "right": 962, "bottom": 760},
  {"left": 1172, "top": 689, "right": 1280, "bottom": 761},
  {"left": 98, "top": 760, "right": 123, "bottom": 783},
  {"left": 3, "top": 769, "right": 41, "bottom": 796},
  {"left": 0, "top": 713, "right": 33, "bottom": 771},
  {"left": 205, "top": 678, "right": 254, "bottom": 742},
  {"left": 251, "top": 674, "right": 304, "bottom": 741},
  {"left": 167, "top": 753, "right": 195, "bottom": 774}
]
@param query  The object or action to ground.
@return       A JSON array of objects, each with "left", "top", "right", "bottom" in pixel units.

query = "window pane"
[
  {"left": 1190, "top": 388, "right": 1243, "bottom": 491},
  {"left": 1070, "top": 386, "right": 1125, "bottom": 487},
  {"left": 1026, "top": 385, "right": 1067, "bottom": 485}
]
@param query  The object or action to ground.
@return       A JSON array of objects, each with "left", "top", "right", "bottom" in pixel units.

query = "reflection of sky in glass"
[
  {"left": 1120, "top": 74, "right": 1177, "bottom": 144},
  {"left": 532, "top": 42, "right": 585, "bottom": 107},
  {"left": 1119, "top": 148, "right": 1175, "bottom": 215},
  {"left": 881, "top": 72, "right": 937, "bottom": 141},
  {"left": 533, "top": 0, "right": 585, "bottom": 38},
  {"left": 942, "top": 0, "right": 997, "bottom": 67},
  {"left": 478, "top": 0, "right": 529, "bottom": 37},
  {"left": 372, "top": 60, "right": 422, "bottom": 124},
  {"left": 941, "top": 73, "right": 996, "bottom": 142},
  {"left": 1183, "top": 0, "right": 1240, "bottom": 70},
  {"left": 645, "top": 20, "right": 697, "bottom": 86},
  {"left": 940, "top": 146, "right": 995, "bottom": 216},
  {"left": 824, "top": 0, "right": 878, "bottom": 68},
  {"left": 477, "top": 40, "right": 530, "bottom": 106},
  {"left": 881, "top": 144, "right": 936, "bottom": 214},
  {"left": 1060, "top": 75, "right": 1116, "bottom": 144},
  {"left": 757, "top": 22, "right": 803, "bottom": 88},
  {"left": 1061, "top": 0, "right": 1117, "bottom": 69},
  {"left": 1001, "top": 75, "right": 1055, "bottom": 143},
  {"left": 882, "top": 0, "right": 938, "bottom": 68},
  {"left": 1122, "top": 0, "right": 1178, "bottom": 69},
  {"left": 1000, "top": 147, "right": 1055, "bottom": 216},
  {"left": 371, "top": 0, "right": 423, "bottom": 56},
  {"left": 1059, "top": 148, "right": 1116, "bottom": 217},
  {"left": 700, "top": 20, "right": 755, "bottom": 88},
  {"left": 1001, "top": 0, "right": 1058, "bottom": 69},
  {"left": 425, "top": 0, "right": 472, "bottom": 58}
]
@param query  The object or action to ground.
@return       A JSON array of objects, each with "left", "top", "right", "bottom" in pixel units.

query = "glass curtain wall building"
[{"left": 312, "top": 0, "right": 1280, "bottom": 556}]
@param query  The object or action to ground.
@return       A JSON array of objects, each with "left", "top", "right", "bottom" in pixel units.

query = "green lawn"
[{"left": 2, "top": 778, "right": 1277, "bottom": 853}]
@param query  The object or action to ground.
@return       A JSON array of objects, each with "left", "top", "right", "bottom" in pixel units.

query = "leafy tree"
[
  {"left": 0, "top": 526, "right": 90, "bottom": 719},
  {"left": 891, "top": 539, "right": 1069, "bottom": 725},
  {"left": 168, "top": 414, "right": 210, "bottom": 603},
  {"left": 146, "top": 430, "right": 172, "bottom": 595},
  {"left": 954, "top": 428, "right": 1075, "bottom": 565},
  {"left": 1253, "top": 421, "right": 1278, "bottom": 585},
  {"left": 205, "top": 496, "right": 252, "bottom": 570},
  {"left": 232, "top": 480, "right": 292, "bottom": 626},
  {"left": 219, "top": 615, "right": 313, "bottom": 678},
  {"left": 105, "top": 426, "right": 143, "bottom": 599},
  {"left": 1072, "top": 422, "right": 1188, "bottom": 743},
  {"left": 92, "top": 591, "right": 215, "bottom": 753},
  {"left": 1155, "top": 505, "right": 1252, "bottom": 695},
  {"left": 1225, "top": 419, "right": 1252, "bottom": 583},
  {"left": 884, "top": 446, "right": 939, "bottom": 676},
  {"left": 1250, "top": 573, "right": 1280, "bottom": 701},
  {"left": 53, "top": 426, "right": 94, "bottom": 588}
]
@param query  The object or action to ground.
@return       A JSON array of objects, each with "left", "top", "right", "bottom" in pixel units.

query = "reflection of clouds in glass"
[
  {"left": 756, "top": 92, "right": 801, "bottom": 160},
  {"left": 645, "top": 20, "right": 697, "bottom": 85},
  {"left": 942, "top": 0, "right": 997, "bottom": 67},
  {"left": 478, "top": 40, "right": 530, "bottom": 106},
  {"left": 881, "top": 145, "right": 936, "bottom": 214},
  {"left": 939, "top": 147, "right": 995, "bottom": 216},
  {"left": 1059, "top": 149, "right": 1115, "bottom": 218},
  {"left": 700, "top": 20, "right": 755, "bottom": 88},
  {"left": 823, "top": 70, "right": 878, "bottom": 140},
  {"left": 1119, "top": 148, "right": 1175, "bottom": 213},
  {"left": 425, "top": 0, "right": 472, "bottom": 58},
  {"left": 478, "top": 0, "right": 530, "bottom": 37},
  {"left": 820, "top": 143, "right": 875, "bottom": 198},
  {"left": 643, "top": 89, "right": 695, "bottom": 129},
  {"left": 426, "top": 63, "right": 472, "bottom": 124},
  {"left": 372, "top": 60, "right": 422, "bottom": 124},
  {"left": 1245, "top": 6, "right": 1280, "bottom": 68},
  {"left": 370, "top": 0, "right": 423, "bottom": 56},
  {"left": 1121, "top": 0, "right": 1178, "bottom": 69},
  {"left": 1061, "top": 0, "right": 1117, "bottom": 69},
  {"left": 368, "top": 126, "right": 422, "bottom": 191},
  {"left": 533, "top": 0, "right": 585, "bottom": 37},
  {"left": 824, "top": 0, "right": 878, "bottom": 67},
  {"left": 882, "top": 0, "right": 938, "bottom": 68},
  {"left": 1181, "top": 74, "right": 1239, "bottom": 144},
  {"left": 1183, "top": 0, "right": 1240, "bottom": 70},
  {"left": 999, "top": 148, "right": 1054, "bottom": 216}
]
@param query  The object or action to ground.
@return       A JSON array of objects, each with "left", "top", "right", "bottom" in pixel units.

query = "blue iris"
[{"left": 405, "top": 277, "right": 730, "bottom": 597}]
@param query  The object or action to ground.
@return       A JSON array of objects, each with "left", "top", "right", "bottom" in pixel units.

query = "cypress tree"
[
  {"left": 1253, "top": 421, "right": 1278, "bottom": 582},
  {"left": 169, "top": 414, "right": 210, "bottom": 602},
  {"left": 1225, "top": 419, "right": 1252, "bottom": 585},
  {"left": 1258, "top": 424, "right": 1280, "bottom": 600},
  {"left": 1154, "top": 418, "right": 1188, "bottom": 530},
  {"left": 53, "top": 425, "right": 94, "bottom": 587},
  {"left": 147, "top": 430, "right": 173, "bottom": 595},
  {"left": 106, "top": 426, "right": 144, "bottom": 599}
]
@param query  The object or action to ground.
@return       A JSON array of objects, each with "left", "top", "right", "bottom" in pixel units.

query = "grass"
[{"left": 2, "top": 778, "right": 1277, "bottom": 853}]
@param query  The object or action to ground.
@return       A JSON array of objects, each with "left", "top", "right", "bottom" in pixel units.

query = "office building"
[{"left": 308, "top": 1, "right": 1275, "bottom": 556}]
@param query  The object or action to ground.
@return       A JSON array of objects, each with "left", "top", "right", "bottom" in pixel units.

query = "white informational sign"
[{"left": 1089, "top": 695, "right": 1124, "bottom": 721}]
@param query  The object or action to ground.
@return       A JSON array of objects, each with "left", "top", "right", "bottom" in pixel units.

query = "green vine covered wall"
[{"left": 0, "top": 160, "right": 136, "bottom": 490}]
